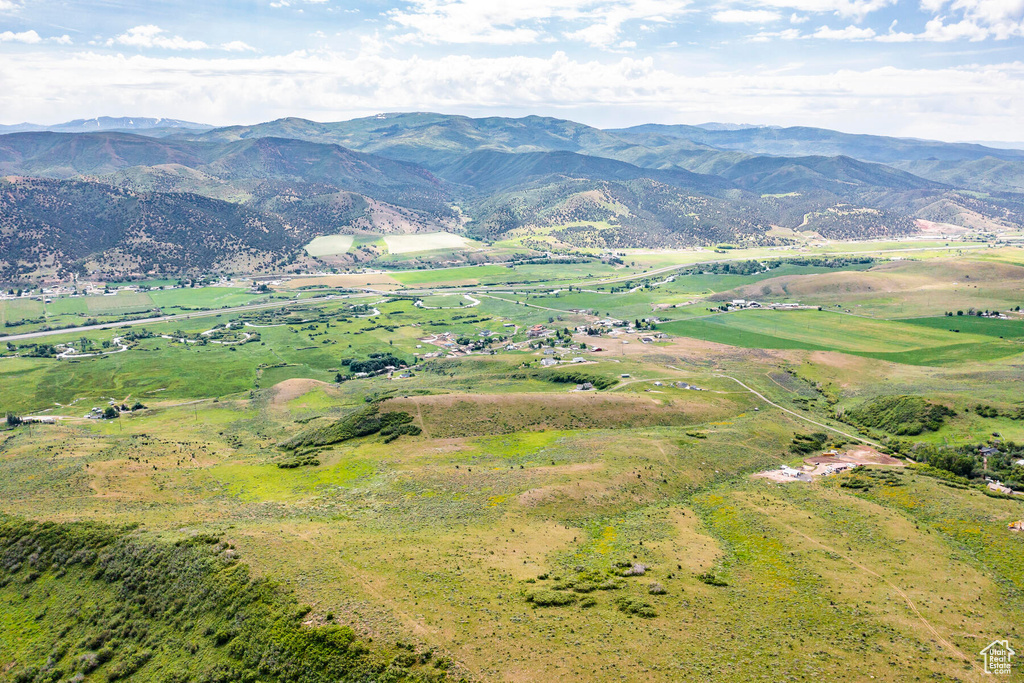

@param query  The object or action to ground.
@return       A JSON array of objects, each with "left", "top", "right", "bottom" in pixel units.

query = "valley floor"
[{"left": 2, "top": 242, "right": 1023, "bottom": 682}]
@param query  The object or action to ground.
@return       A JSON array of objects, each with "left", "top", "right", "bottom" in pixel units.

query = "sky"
[{"left": 0, "top": 0, "right": 1022, "bottom": 141}]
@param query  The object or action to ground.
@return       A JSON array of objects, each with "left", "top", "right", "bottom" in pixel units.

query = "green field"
[
  {"left": 3, "top": 246, "right": 1024, "bottom": 682},
  {"left": 659, "top": 309, "right": 1024, "bottom": 365}
]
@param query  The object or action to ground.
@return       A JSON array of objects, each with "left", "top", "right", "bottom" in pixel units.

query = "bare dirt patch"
[
  {"left": 915, "top": 219, "right": 969, "bottom": 236},
  {"left": 805, "top": 445, "right": 904, "bottom": 467},
  {"left": 270, "top": 378, "right": 334, "bottom": 406},
  {"left": 279, "top": 273, "right": 402, "bottom": 290}
]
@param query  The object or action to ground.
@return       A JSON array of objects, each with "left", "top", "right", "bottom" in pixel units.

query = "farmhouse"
[
  {"left": 779, "top": 466, "right": 813, "bottom": 482},
  {"left": 540, "top": 358, "right": 558, "bottom": 367},
  {"left": 987, "top": 480, "right": 1014, "bottom": 495}
]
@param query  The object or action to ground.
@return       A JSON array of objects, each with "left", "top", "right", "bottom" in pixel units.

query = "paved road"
[{"left": 0, "top": 295, "right": 348, "bottom": 343}]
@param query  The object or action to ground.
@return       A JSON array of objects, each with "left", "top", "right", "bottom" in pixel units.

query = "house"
[
  {"left": 543, "top": 349, "right": 555, "bottom": 355},
  {"left": 640, "top": 336, "right": 655, "bottom": 344},
  {"left": 540, "top": 358, "right": 558, "bottom": 367},
  {"left": 478, "top": 330, "right": 492, "bottom": 337},
  {"left": 527, "top": 325, "right": 547, "bottom": 338},
  {"left": 779, "top": 466, "right": 812, "bottom": 482},
  {"left": 979, "top": 446, "right": 1001, "bottom": 457},
  {"left": 503, "top": 323, "right": 515, "bottom": 327},
  {"left": 575, "top": 382, "right": 594, "bottom": 391},
  {"left": 653, "top": 381, "right": 663, "bottom": 386},
  {"left": 572, "top": 357, "right": 586, "bottom": 363},
  {"left": 621, "top": 373, "right": 630, "bottom": 378},
  {"left": 988, "top": 480, "right": 1014, "bottom": 495}
]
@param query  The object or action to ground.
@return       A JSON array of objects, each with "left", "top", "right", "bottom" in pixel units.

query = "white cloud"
[
  {"left": 0, "top": 0, "right": 22, "bottom": 12},
  {"left": 221, "top": 40, "right": 256, "bottom": 52},
  {"left": 389, "top": 0, "right": 691, "bottom": 47},
  {"left": 108, "top": 25, "right": 209, "bottom": 50},
  {"left": 105, "top": 26, "right": 256, "bottom": 52},
  {"left": 910, "top": 0, "right": 1023, "bottom": 38},
  {"left": 811, "top": 23, "right": 876, "bottom": 37},
  {"left": 740, "top": 0, "right": 896, "bottom": 19},
  {"left": 920, "top": 16, "right": 993, "bottom": 39},
  {"left": 713, "top": 9, "right": 782, "bottom": 22},
  {"left": 750, "top": 27, "right": 802, "bottom": 38},
  {"left": 0, "top": 48, "right": 1021, "bottom": 142},
  {"left": 874, "top": 16, "right": 1003, "bottom": 40},
  {"left": 0, "top": 29, "right": 41, "bottom": 43},
  {"left": 270, "top": 0, "right": 328, "bottom": 6},
  {"left": 51, "top": 34, "right": 73, "bottom": 45}
]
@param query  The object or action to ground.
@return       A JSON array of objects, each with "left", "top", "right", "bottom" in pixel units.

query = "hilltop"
[{"left": 0, "top": 113, "right": 1023, "bottom": 281}]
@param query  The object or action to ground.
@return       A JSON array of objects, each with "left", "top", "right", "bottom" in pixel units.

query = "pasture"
[
  {"left": 659, "top": 308, "right": 1024, "bottom": 365},
  {"left": 3, "top": 243, "right": 1024, "bottom": 682},
  {"left": 304, "top": 234, "right": 355, "bottom": 256},
  {"left": 383, "top": 231, "right": 473, "bottom": 254}
]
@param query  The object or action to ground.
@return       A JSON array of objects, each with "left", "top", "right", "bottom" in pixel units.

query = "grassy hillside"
[{"left": 2, "top": 234, "right": 1024, "bottom": 681}]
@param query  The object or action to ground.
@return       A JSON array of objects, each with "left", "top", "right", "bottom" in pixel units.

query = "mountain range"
[{"left": 1, "top": 113, "right": 1023, "bottom": 281}]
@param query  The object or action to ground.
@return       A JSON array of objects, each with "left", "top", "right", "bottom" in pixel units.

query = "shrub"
[
  {"left": 648, "top": 582, "right": 667, "bottom": 595},
  {"left": 697, "top": 572, "right": 728, "bottom": 587},
  {"left": 540, "top": 371, "right": 617, "bottom": 390},
  {"left": 279, "top": 406, "right": 417, "bottom": 450},
  {"left": 526, "top": 590, "right": 578, "bottom": 607},
  {"left": 0, "top": 514, "right": 422, "bottom": 683},
  {"left": 789, "top": 432, "right": 828, "bottom": 455},
  {"left": 844, "top": 396, "right": 955, "bottom": 436},
  {"left": 614, "top": 596, "right": 657, "bottom": 618}
]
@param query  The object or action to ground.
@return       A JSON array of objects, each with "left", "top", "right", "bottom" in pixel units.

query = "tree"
[
  {"left": 103, "top": 406, "right": 119, "bottom": 420},
  {"left": 6, "top": 413, "right": 22, "bottom": 428}
]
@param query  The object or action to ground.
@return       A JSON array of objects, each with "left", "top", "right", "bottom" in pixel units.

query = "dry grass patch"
[
  {"left": 384, "top": 392, "right": 734, "bottom": 438},
  {"left": 279, "top": 273, "right": 401, "bottom": 290}
]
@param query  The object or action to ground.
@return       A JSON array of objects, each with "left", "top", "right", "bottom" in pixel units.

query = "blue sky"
[{"left": 0, "top": 0, "right": 1022, "bottom": 140}]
